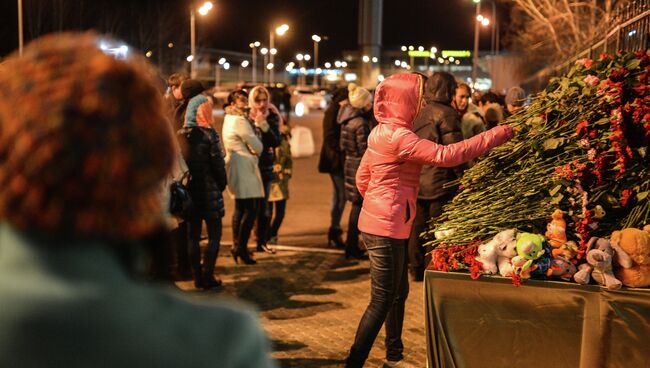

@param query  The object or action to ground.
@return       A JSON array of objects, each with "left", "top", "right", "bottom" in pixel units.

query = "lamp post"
[
  {"left": 249, "top": 41, "right": 260, "bottom": 83},
  {"left": 471, "top": 0, "right": 481, "bottom": 88},
  {"left": 190, "top": 1, "right": 213, "bottom": 79},
  {"left": 311, "top": 34, "right": 322, "bottom": 88},
  {"left": 239, "top": 60, "right": 249, "bottom": 82},
  {"left": 260, "top": 47, "right": 269, "bottom": 84},
  {"left": 270, "top": 24, "right": 289, "bottom": 84}
]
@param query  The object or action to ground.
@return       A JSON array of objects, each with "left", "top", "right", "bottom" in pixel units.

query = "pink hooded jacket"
[{"left": 356, "top": 73, "right": 513, "bottom": 239}]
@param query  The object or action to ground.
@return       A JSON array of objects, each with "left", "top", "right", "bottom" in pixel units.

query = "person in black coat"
[
  {"left": 408, "top": 72, "right": 468, "bottom": 281},
  {"left": 178, "top": 90, "right": 227, "bottom": 290},
  {"left": 338, "top": 84, "right": 372, "bottom": 259},
  {"left": 318, "top": 87, "right": 349, "bottom": 247}
]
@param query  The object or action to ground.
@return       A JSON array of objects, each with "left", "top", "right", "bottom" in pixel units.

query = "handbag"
[{"left": 169, "top": 171, "right": 193, "bottom": 218}]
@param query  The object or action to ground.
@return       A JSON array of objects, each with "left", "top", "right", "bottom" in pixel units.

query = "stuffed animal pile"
[{"left": 471, "top": 209, "right": 650, "bottom": 289}]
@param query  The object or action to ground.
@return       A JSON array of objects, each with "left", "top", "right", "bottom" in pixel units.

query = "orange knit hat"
[{"left": 0, "top": 32, "right": 175, "bottom": 240}]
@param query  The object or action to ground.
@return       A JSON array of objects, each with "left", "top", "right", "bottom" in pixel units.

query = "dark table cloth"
[{"left": 425, "top": 270, "right": 650, "bottom": 368}]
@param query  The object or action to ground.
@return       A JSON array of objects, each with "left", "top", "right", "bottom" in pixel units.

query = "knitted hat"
[
  {"left": 505, "top": 86, "right": 526, "bottom": 107},
  {"left": 348, "top": 83, "right": 372, "bottom": 109},
  {"left": 0, "top": 32, "right": 175, "bottom": 240},
  {"left": 185, "top": 95, "right": 213, "bottom": 128}
]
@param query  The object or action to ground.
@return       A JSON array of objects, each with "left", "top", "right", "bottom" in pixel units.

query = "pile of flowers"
[{"left": 427, "top": 50, "right": 650, "bottom": 274}]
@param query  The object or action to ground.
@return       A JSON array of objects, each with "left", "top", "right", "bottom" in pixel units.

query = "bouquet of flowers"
[{"left": 427, "top": 50, "right": 650, "bottom": 275}]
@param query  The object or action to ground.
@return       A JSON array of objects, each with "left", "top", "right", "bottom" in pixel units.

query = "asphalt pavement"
[{"left": 177, "top": 110, "right": 427, "bottom": 367}]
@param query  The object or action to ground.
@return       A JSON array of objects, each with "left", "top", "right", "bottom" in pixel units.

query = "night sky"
[{"left": 1, "top": 0, "right": 505, "bottom": 61}]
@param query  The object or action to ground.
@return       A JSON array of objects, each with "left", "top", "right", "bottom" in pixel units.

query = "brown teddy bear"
[{"left": 612, "top": 225, "right": 650, "bottom": 288}]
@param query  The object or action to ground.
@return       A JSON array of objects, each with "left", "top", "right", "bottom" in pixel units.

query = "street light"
[
  {"left": 215, "top": 57, "right": 227, "bottom": 87},
  {"left": 190, "top": 1, "right": 214, "bottom": 79},
  {"left": 269, "top": 23, "right": 290, "bottom": 84},
  {"left": 362, "top": 55, "right": 370, "bottom": 63},
  {"left": 312, "top": 34, "right": 322, "bottom": 88},
  {"left": 260, "top": 47, "right": 270, "bottom": 83},
  {"left": 249, "top": 41, "right": 261, "bottom": 83},
  {"left": 239, "top": 60, "right": 249, "bottom": 81},
  {"left": 472, "top": 0, "right": 481, "bottom": 87}
]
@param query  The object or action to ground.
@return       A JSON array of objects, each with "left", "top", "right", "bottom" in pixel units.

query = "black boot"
[
  {"left": 202, "top": 247, "right": 222, "bottom": 289},
  {"left": 328, "top": 227, "right": 345, "bottom": 248}
]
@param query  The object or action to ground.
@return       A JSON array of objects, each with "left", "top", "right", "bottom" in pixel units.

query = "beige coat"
[{"left": 222, "top": 113, "right": 264, "bottom": 199}]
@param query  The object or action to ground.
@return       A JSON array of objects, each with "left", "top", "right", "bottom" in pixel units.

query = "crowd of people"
[{"left": 0, "top": 31, "right": 525, "bottom": 367}]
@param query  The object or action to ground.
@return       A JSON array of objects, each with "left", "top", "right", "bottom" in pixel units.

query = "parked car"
[{"left": 291, "top": 87, "right": 330, "bottom": 116}]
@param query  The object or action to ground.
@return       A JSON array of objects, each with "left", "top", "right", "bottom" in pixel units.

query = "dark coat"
[
  {"left": 338, "top": 104, "right": 370, "bottom": 204},
  {"left": 255, "top": 111, "right": 281, "bottom": 183},
  {"left": 178, "top": 127, "right": 227, "bottom": 219},
  {"left": 412, "top": 72, "right": 467, "bottom": 201},
  {"left": 318, "top": 88, "right": 348, "bottom": 174}
]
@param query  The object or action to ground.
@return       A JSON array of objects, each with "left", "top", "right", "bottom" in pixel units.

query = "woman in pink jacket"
[{"left": 345, "top": 73, "right": 513, "bottom": 368}]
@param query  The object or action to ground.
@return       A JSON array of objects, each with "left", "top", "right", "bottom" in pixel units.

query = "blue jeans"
[
  {"left": 346, "top": 233, "right": 410, "bottom": 367},
  {"left": 330, "top": 173, "right": 346, "bottom": 230}
]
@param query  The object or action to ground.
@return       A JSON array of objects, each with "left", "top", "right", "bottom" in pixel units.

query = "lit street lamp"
[
  {"left": 249, "top": 41, "right": 261, "bottom": 83},
  {"left": 215, "top": 57, "right": 226, "bottom": 87},
  {"left": 270, "top": 23, "right": 289, "bottom": 84},
  {"left": 239, "top": 60, "right": 249, "bottom": 81},
  {"left": 312, "top": 34, "right": 322, "bottom": 88},
  {"left": 471, "top": 0, "right": 481, "bottom": 87},
  {"left": 260, "top": 47, "right": 269, "bottom": 83},
  {"left": 190, "top": 1, "right": 214, "bottom": 79}
]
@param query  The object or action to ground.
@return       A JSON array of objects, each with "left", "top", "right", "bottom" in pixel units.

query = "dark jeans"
[
  {"left": 233, "top": 198, "right": 260, "bottom": 253},
  {"left": 345, "top": 201, "right": 362, "bottom": 252},
  {"left": 256, "top": 180, "right": 272, "bottom": 246},
  {"left": 346, "top": 233, "right": 409, "bottom": 367},
  {"left": 407, "top": 197, "right": 449, "bottom": 278},
  {"left": 330, "top": 173, "right": 346, "bottom": 230},
  {"left": 267, "top": 199, "right": 287, "bottom": 240},
  {"left": 170, "top": 221, "right": 190, "bottom": 277},
  {"left": 187, "top": 215, "right": 222, "bottom": 274}
]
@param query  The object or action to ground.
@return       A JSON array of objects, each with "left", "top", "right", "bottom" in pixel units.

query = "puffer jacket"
[
  {"left": 413, "top": 72, "right": 467, "bottom": 200},
  {"left": 255, "top": 110, "right": 281, "bottom": 183},
  {"left": 356, "top": 73, "right": 513, "bottom": 239},
  {"left": 178, "top": 127, "right": 227, "bottom": 219},
  {"left": 338, "top": 104, "right": 370, "bottom": 204}
]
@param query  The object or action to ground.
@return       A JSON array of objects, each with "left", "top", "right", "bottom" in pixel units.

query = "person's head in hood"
[
  {"left": 180, "top": 79, "right": 205, "bottom": 101},
  {"left": 348, "top": 83, "right": 373, "bottom": 111},
  {"left": 505, "top": 86, "right": 526, "bottom": 115},
  {"left": 424, "top": 72, "right": 457, "bottom": 105},
  {"left": 373, "top": 72, "right": 425, "bottom": 131},
  {"left": 452, "top": 82, "right": 471, "bottom": 113}
]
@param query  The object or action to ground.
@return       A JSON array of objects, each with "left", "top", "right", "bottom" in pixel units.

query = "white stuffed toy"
[{"left": 475, "top": 229, "right": 518, "bottom": 275}]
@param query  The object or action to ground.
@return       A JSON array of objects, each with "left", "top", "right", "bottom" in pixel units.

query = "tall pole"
[
  {"left": 264, "top": 53, "right": 269, "bottom": 84},
  {"left": 313, "top": 40, "right": 319, "bottom": 88},
  {"left": 491, "top": 1, "right": 497, "bottom": 55},
  {"left": 471, "top": 1, "right": 481, "bottom": 87},
  {"left": 251, "top": 46, "right": 257, "bottom": 83},
  {"left": 215, "top": 64, "right": 221, "bottom": 87},
  {"left": 190, "top": 9, "right": 196, "bottom": 79},
  {"left": 269, "top": 31, "right": 275, "bottom": 84},
  {"left": 18, "top": 0, "right": 23, "bottom": 57}
]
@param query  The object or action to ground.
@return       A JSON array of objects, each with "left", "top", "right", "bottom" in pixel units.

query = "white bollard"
[{"left": 290, "top": 126, "right": 315, "bottom": 158}]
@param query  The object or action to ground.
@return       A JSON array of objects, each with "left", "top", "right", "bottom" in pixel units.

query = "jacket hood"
[
  {"left": 337, "top": 103, "right": 363, "bottom": 125},
  {"left": 424, "top": 72, "right": 456, "bottom": 105},
  {"left": 374, "top": 73, "right": 424, "bottom": 130}
]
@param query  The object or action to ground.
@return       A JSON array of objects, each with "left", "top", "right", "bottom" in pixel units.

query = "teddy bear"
[
  {"left": 513, "top": 233, "right": 547, "bottom": 277},
  {"left": 546, "top": 256, "right": 577, "bottom": 281},
  {"left": 573, "top": 237, "right": 631, "bottom": 289},
  {"left": 546, "top": 209, "right": 568, "bottom": 249},
  {"left": 611, "top": 225, "right": 650, "bottom": 288},
  {"left": 475, "top": 229, "right": 517, "bottom": 275}
]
